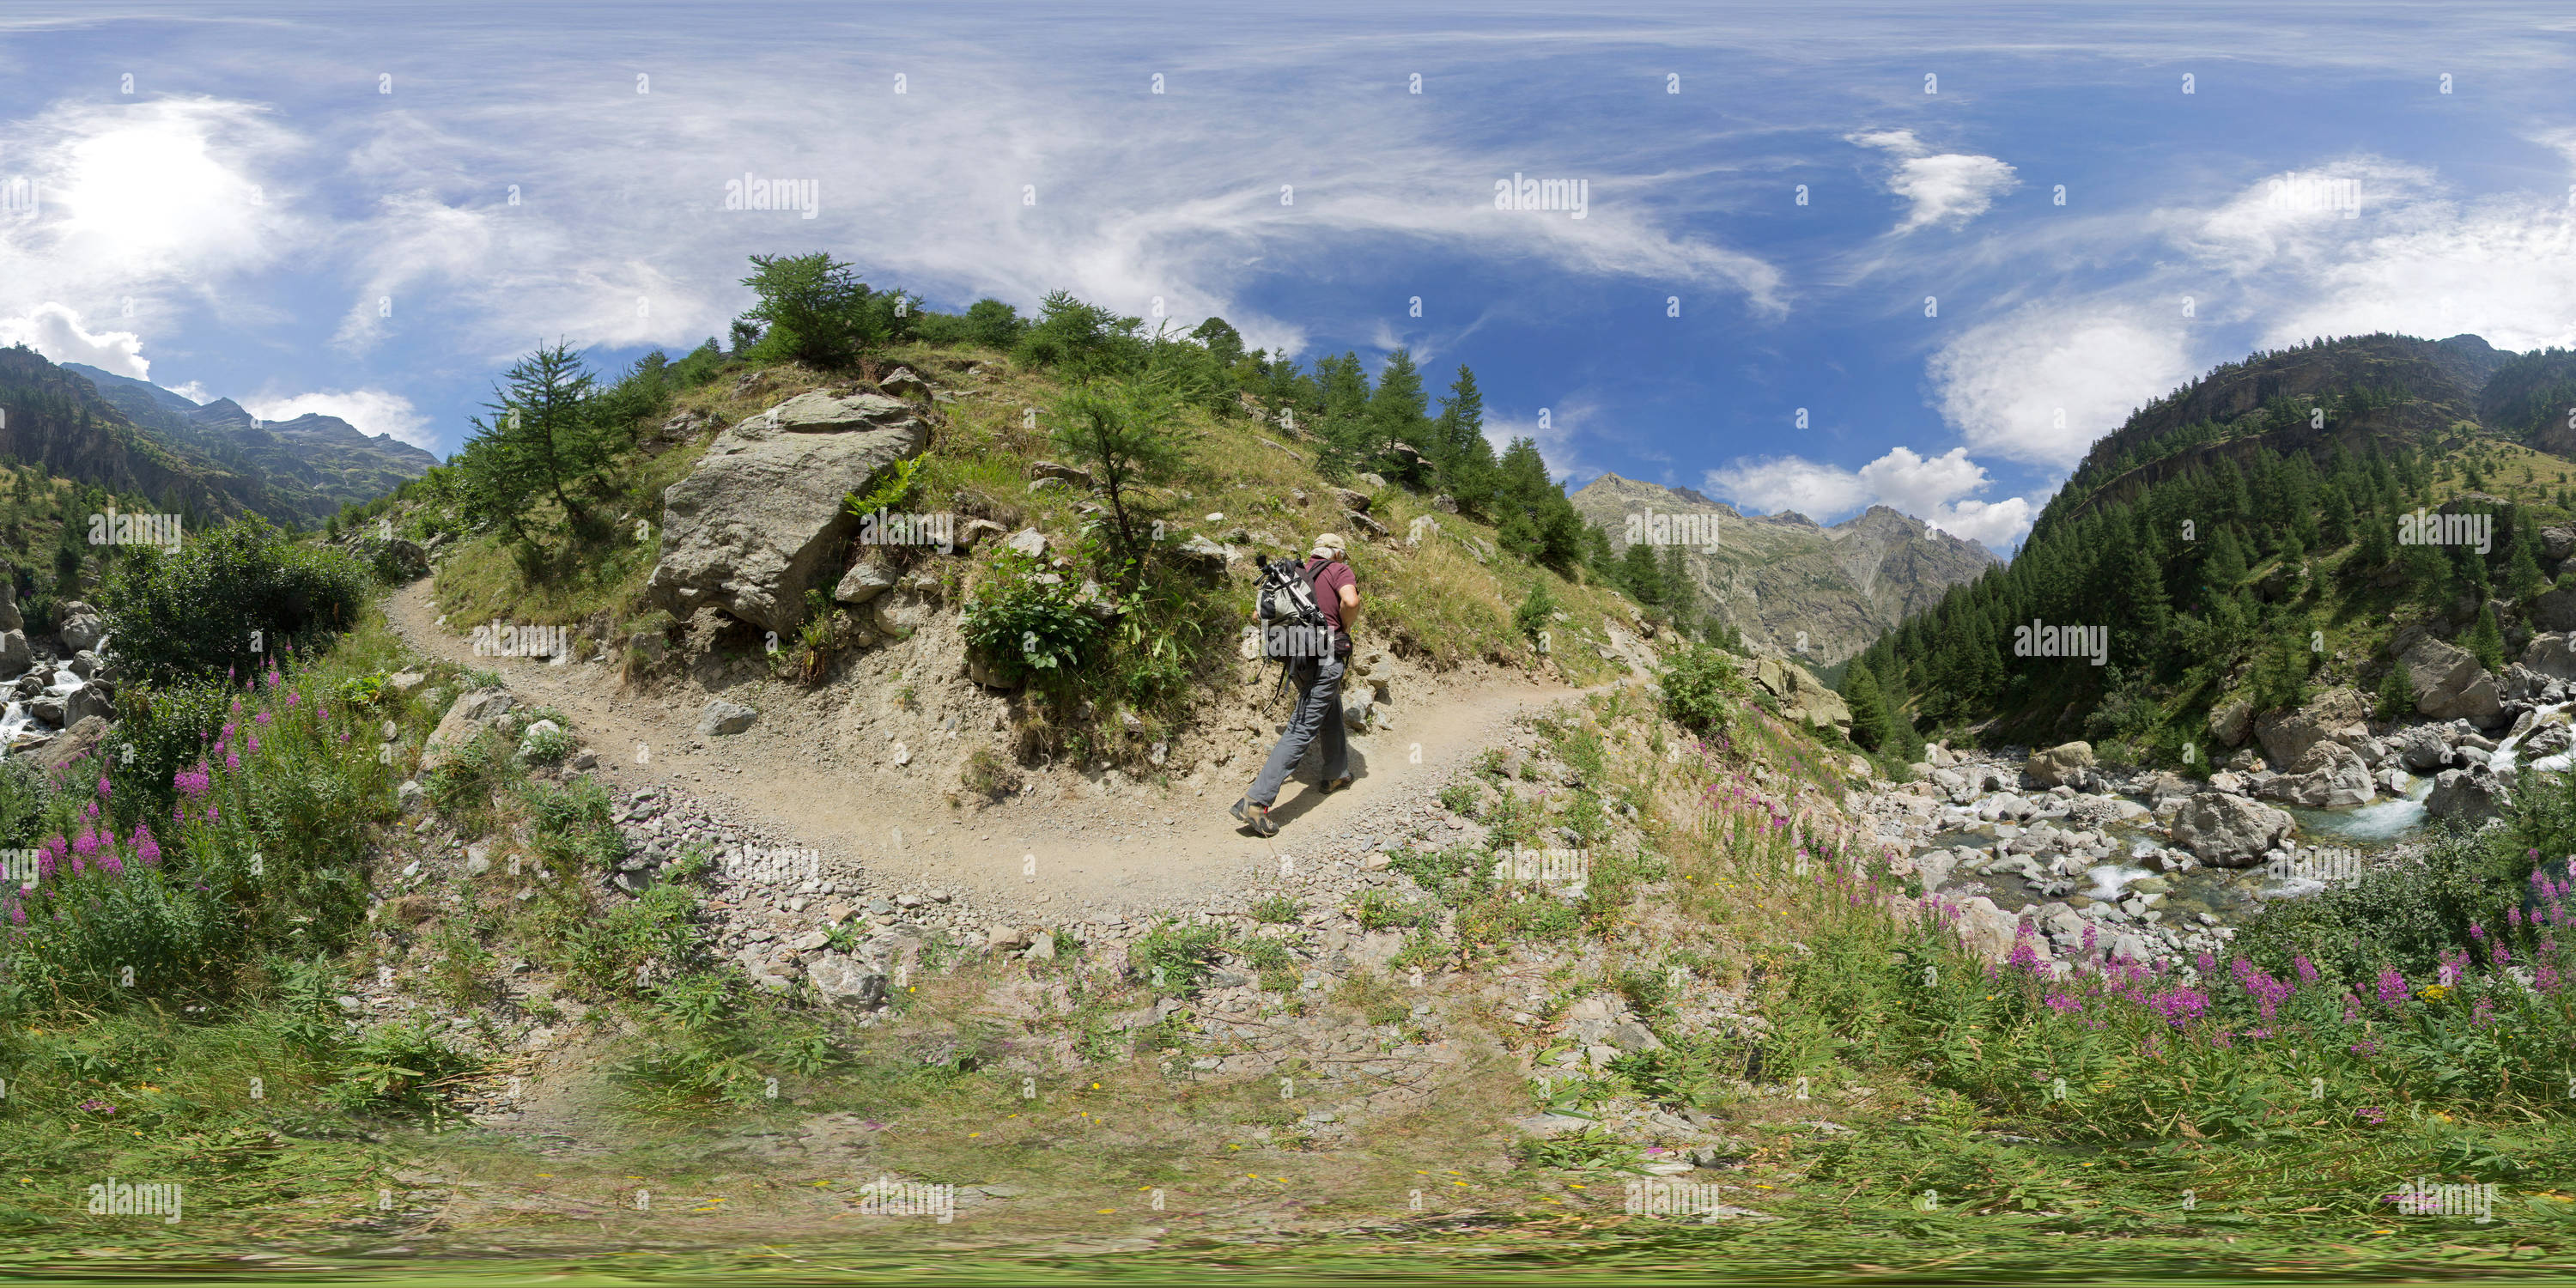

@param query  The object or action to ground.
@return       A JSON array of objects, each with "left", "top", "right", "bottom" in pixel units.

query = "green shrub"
[
  {"left": 519, "top": 725, "right": 576, "bottom": 767},
  {"left": 1129, "top": 921, "right": 1226, "bottom": 996},
  {"left": 99, "top": 516, "right": 368, "bottom": 685},
  {"left": 1659, "top": 643, "right": 1747, "bottom": 739},
  {"left": 960, "top": 548, "right": 1101, "bottom": 686}
]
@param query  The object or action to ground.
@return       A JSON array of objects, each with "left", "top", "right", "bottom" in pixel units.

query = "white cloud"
[
  {"left": 166, "top": 380, "right": 213, "bottom": 405},
  {"left": 1926, "top": 306, "right": 2199, "bottom": 469},
  {"left": 0, "top": 301, "right": 148, "bottom": 377},
  {"left": 2169, "top": 157, "right": 2576, "bottom": 352},
  {"left": 1706, "top": 445, "right": 2034, "bottom": 549},
  {"left": 1849, "top": 129, "right": 2019, "bottom": 232},
  {"left": 243, "top": 388, "right": 434, "bottom": 453}
]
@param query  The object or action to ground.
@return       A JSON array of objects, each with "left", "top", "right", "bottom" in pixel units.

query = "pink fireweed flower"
[
  {"left": 133, "top": 826, "right": 160, "bottom": 867},
  {"left": 256, "top": 711, "right": 272, "bottom": 726},
  {"left": 2356, "top": 1106, "right": 2387, "bottom": 1126},
  {"left": 96, "top": 848, "right": 121, "bottom": 877},
  {"left": 205, "top": 805, "right": 218, "bottom": 823},
  {"left": 284, "top": 690, "right": 299, "bottom": 708},
  {"left": 2147, "top": 986, "right": 2209, "bottom": 1028},
  {"left": 2195, "top": 952, "right": 2216, "bottom": 975},
  {"left": 2540, "top": 964, "right": 2563, "bottom": 992},
  {"left": 224, "top": 750, "right": 240, "bottom": 773},
  {"left": 2472, "top": 997, "right": 2496, "bottom": 1027},
  {"left": 2293, "top": 954, "right": 2318, "bottom": 983},
  {"left": 245, "top": 734, "right": 258, "bottom": 756},
  {"left": 2512, "top": 906, "right": 2524, "bottom": 927},
  {"left": 95, "top": 775, "right": 110, "bottom": 799},
  {"left": 4, "top": 897, "right": 20, "bottom": 925},
  {"left": 2470, "top": 922, "right": 2485, "bottom": 941},
  {"left": 2376, "top": 968, "right": 2409, "bottom": 1005},
  {"left": 71, "top": 829, "right": 100, "bottom": 861},
  {"left": 2044, "top": 993, "right": 2084, "bottom": 1014}
]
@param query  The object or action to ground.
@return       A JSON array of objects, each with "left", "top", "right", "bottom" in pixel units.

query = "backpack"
[{"left": 1255, "top": 556, "right": 1334, "bottom": 660}]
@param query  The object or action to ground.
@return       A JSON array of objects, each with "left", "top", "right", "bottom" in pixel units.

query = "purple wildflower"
[
  {"left": 2376, "top": 968, "right": 2409, "bottom": 1005},
  {"left": 133, "top": 826, "right": 160, "bottom": 867},
  {"left": 2356, "top": 1106, "right": 2387, "bottom": 1126},
  {"left": 2293, "top": 954, "right": 2318, "bottom": 983}
]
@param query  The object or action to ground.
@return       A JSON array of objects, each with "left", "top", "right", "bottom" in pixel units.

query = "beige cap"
[{"left": 1311, "top": 532, "right": 1346, "bottom": 559}]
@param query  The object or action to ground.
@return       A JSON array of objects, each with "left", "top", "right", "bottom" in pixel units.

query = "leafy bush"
[
  {"left": 1659, "top": 643, "right": 1747, "bottom": 738},
  {"left": 519, "top": 724, "right": 576, "bottom": 767},
  {"left": 99, "top": 516, "right": 368, "bottom": 685},
  {"left": 960, "top": 548, "right": 1103, "bottom": 686},
  {"left": 1129, "top": 921, "right": 1226, "bottom": 996},
  {"left": 1512, "top": 580, "right": 1555, "bottom": 645}
]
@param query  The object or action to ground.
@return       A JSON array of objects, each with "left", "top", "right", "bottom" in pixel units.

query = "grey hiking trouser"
[{"left": 1247, "top": 653, "right": 1347, "bottom": 808}]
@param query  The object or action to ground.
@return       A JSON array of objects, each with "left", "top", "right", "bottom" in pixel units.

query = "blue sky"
[{"left": 3, "top": 3, "right": 2574, "bottom": 553}]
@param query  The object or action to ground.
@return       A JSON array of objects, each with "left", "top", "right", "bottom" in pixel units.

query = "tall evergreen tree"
[{"left": 1431, "top": 365, "right": 1498, "bottom": 512}]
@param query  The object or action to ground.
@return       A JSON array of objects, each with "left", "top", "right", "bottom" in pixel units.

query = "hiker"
[{"left": 1232, "top": 533, "right": 1359, "bottom": 836}]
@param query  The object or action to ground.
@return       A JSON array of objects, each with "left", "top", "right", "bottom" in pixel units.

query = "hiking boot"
[
  {"left": 1322, "top": 775, "right": 1354, "bottom": 793},
  {"left": 1230, "top": 798, "right": 1279, "bottom": 837}
]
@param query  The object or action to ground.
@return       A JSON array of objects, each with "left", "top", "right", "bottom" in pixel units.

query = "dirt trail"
[{"left": 386, "top": 581, "right": 1607, "bottom": 923}]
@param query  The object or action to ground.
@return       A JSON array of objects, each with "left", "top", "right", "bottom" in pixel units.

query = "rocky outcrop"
[
  {"left": 2391, "top": 723, "right": 2454, "bottom": 772},
  {"left": 2425, "top": 766, "right": 2510, "bottom": 823},
  {"left": 2252, "top": 686, "right": 2367, "bottom": 769},
  {"left": 2523, "top": 633, "right": 2576, "bottom": 683},
  {"left": 645, "top": 392, "right": 931, "bottom": 637},
  {"left": 2024, "top": 741, "right": 2095, "bottom": 787},
  {"left": 1752, "top": 656, "right": 1851, "bottom": 733},
  {"left": 2207, "top": 699, "right": 2253, "bottom": 748},
  {"left": 422, "top": 689, "right": 517, "bottom": 771},
  {"left": 2397, "top": 630, "right": 2501, "bottom": 724},
  {"left": 57, "top": 601, "right": 106, "bottom": 653},
  {"left": 2259, "top": 741, "right": 2374, "bottom": 808},
  {"left": 2166, "top": 792, "right": 2295, "bottom": 866}
]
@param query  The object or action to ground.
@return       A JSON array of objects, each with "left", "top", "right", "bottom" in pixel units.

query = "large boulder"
[
  {"left": 2259, "top": 741, "right": 2374, "bottom": 808},
  {"left": 0, "top": 576, "right": 21, "bottom": 634},
  {"left": 2207, "top": 698, "right": 2254, "bottom": 749},
  {"left": 0, "top": 629, "right": 29, "bottom": 679},
  {"left": 57, "top": 601, "right": 105, "bottom": 653},
  {"left": 36, "top": 714, "right": 111, "bottom": 771},
  {"left": 2253, "top": 686, "right": 2369, "bottom": 769},
  {"left": 2523, "top": 633, "right": 2576, "bottom": 683},
  {"left": 1752, "top": 657, "right": 1851, "bottom": 733},
  {"left": 2166, "top": 791, "right": 2296, "bottom": 866},
  {"left": 2535, "top": 585, "right": 2576, "bottom": 634},
  {"left": 421, "top": 688, "right": 517, "bottom": 771},
  {"left": 2546, "top": 526, "right": 2576, "bottom": 562},
  {"left": 2025, "top": 741, "right": 2096, "bottom": 787},
  {"left": 2397, "top": 630, "right": 2500, "bottom": 723},
  {"left": 2391, "top": 723, "right": 2454, "bottom": 772},
  {"left": 644, "top": 392, "right": 931, "bottom": 637},
  {"left": 2424, "top": 767, "right": 2510, "bottom": 823},
  {"left": 64, "top": 683, "right": 114, "bottom": 727}
]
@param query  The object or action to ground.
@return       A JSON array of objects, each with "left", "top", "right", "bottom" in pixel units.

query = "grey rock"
[
  {"left": 64, "top": 683, "right": 112, "bottom": 726},
  {"left": 2424, "top": 767, "right": 2510, "bottom": 823},
  {"left": 643, "top": 391, "right": 932, "bottom": 636},
  {"left": 697, "top": 700, "right": 758, "bottom": 737},
  {"left": 2024, "top": 741, "right": 2095, "bottom": 787},
  {"left": 1005, "top": 528, "right": 1048, "bottom": 558},
  {"left": 834, "top": 550, "right": 897, "bottom": 605},
  {"left": 2397, "top": 630, "right": 2501, "bottom": 722},
  {"left": 2166, "top": 791, "right": 2296, "bottom": 866},
  {"left": 56, "top": 602, "right": 105, "bottom": 653},
  {"left": 2253, "top": 686, "right": 2369, "bottom": 769},
  {"left": 2207, "top": 699, "right": 2254, "bottom": 748}
]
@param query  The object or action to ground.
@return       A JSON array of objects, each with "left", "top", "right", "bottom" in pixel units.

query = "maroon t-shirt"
[{"left": 1304, "top": 557, "right": 1355, "bottom": 654}]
